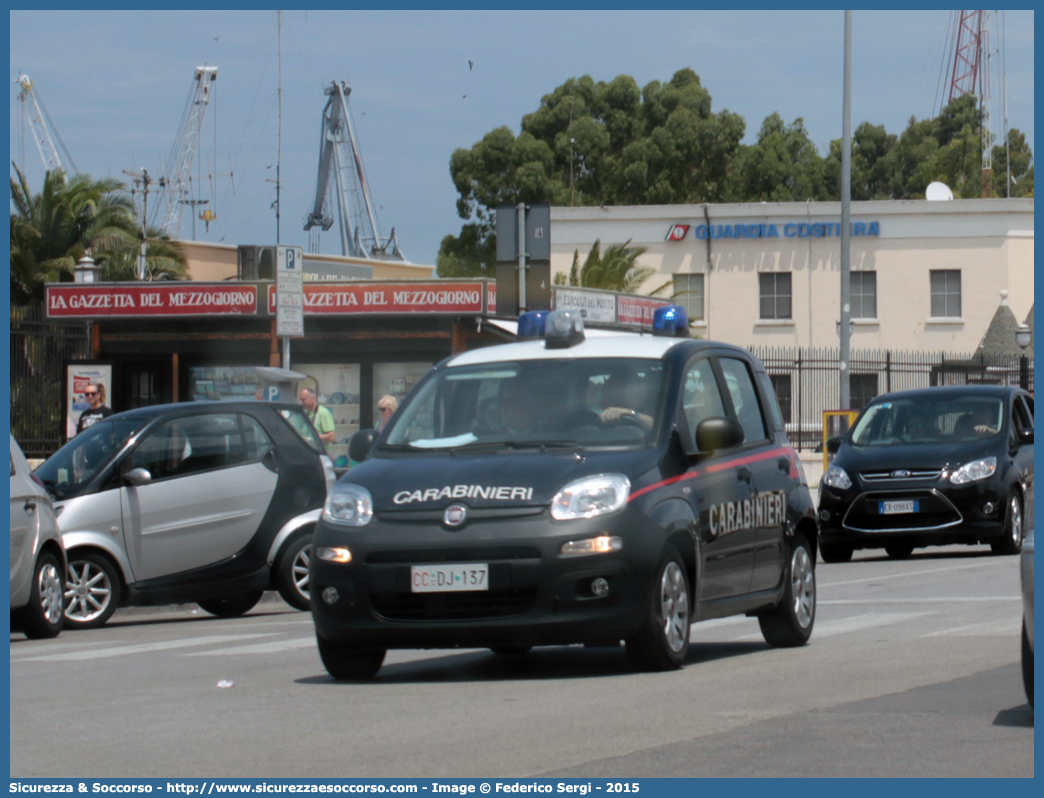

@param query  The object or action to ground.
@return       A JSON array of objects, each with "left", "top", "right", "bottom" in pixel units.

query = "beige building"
[{"left": 550, "top": 199, "right": 1034, "bottom": 352}]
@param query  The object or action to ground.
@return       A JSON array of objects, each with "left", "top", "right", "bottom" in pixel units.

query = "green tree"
[
  {"left": 824, "top": 121, "right": 898, "bottom": 200},
  {"left": 10, "top": 165, "right": 186, "bottom": 305},
  {"left": 729, "top": 114, "right": 829, "bottom": 202},
  {"left": 992, "top": 128, "right": 1034, "bottom": 197},
  {"left": 552, "top": 239, "right": 657, "bottom": 294}
]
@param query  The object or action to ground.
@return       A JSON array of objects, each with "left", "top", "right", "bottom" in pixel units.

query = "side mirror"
[
  {"left": 826, "top": 436, "right": 843, "bottom": 455},
  {"left": 1018, "top": 427, "right": 1034, "bottom": 445},
  {"left": 695, "top": 417, "right": 745, "bottom": 453},
  {"left": 124, "top": 467, "right": 153, "bottom": 487},
  {"left": 349, "top": 429, "right": 379, "bottom": 463}
]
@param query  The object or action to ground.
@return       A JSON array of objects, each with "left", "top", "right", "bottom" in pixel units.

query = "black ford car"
[
  {"left": 818, "top": 385, "right": 1034, "bottom": 562},
  {"left": 310, "top": 308, "right": 819, "bottom": 680}
]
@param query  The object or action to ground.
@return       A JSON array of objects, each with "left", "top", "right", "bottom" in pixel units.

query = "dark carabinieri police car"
[
  {"left": 818, "top": 385, "right": 1034, "bottom": 562},
  {"left": 310, "top": 307, "right": 819, "bottom": 680}
]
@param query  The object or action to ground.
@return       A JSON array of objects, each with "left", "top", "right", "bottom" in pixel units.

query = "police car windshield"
[
  {"left": 850, "top": 396, "right": 1005, "bottom": 446},
  {"left": 383, "top": 358, "right": 667, "bottom": 450},
  {"left": 36, "top": 418, "right": 147, "bottom": 501}
]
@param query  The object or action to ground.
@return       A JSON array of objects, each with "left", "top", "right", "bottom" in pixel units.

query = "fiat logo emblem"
[
  {"left": 891, "top": 469, "right": 911, "bottom": 478},
  {"left": 444, "top": 503, "right": 468, "bottom": 528}
]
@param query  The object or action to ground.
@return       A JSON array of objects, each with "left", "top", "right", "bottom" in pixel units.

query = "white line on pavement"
[
  {"left": 924, "top": 619, "right": 1023, "bottom": 637},
  {"left": 182, "top": 637, "right": 318, "bottom": 656},
  {"left": 731, "top": 612, "right": 932, "bottom": 642},
  {"left": 11, "top": 633, "right": 279, "bottom": 663},
  {"left": 820, "top": 596, "right": 1019, "bottom": 604},
  {"left": 819, "top": 559, "right": 1005, "bottom": 588}
]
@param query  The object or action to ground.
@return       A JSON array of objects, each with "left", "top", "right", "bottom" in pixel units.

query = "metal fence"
[
  {"left": 748, "top": 346, "right": 1035, "bottom": 451},
  {"left": 10, "top": 305, "right": 92, "bottom": 459}
]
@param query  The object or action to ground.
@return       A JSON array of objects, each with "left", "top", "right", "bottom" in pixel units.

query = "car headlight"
[
  {"left": 551, "top": 474, "right": 630, "bottom": 520},
  {"left": 322, "top": 483, "right": 373, "bottom": 527},
  {"left": 949, "top": 456, "right": 997, "bottom": 485},
  {"left": 823, "top": 464, "right": 852, "bottom": 490}
]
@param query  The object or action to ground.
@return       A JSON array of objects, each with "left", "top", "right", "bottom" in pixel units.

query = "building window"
[
  {"left": 851, "top": 272, "right": 877, "bottom": 319},
  {"left": 672, "top": 274, "right": 705, "bottom": 321},
  {"left": 769, "top": 374, "right": 792, "bottom": 424},
  {"left": 759, "top": 273, "right": 792, "bottom": 319},
  {"left": 850, "top": 373, "right": 878, "bottom": 411},
  {"left": 930, "top": 270, "right": 962, "bottom": 318}
]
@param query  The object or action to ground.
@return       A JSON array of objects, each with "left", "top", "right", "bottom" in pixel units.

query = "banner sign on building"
[
  {"left": 666, "top": 220, "right": 882, "bottom": 241},
  {"left": 266, "top": 282, "right": 484, "bottom": 315},
  {"left": 46, "top": 285, "right": 258, "bottom": 317},
  {"left": 552, "top": 288, "right": 617, "bottom": 323},
  {"left": 616, "top": 295, "right": 672, "bottom": 326}
]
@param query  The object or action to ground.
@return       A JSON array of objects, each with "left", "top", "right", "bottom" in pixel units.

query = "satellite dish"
[{"left": 925, "top": 181, "right": 954, "bottom": 201}]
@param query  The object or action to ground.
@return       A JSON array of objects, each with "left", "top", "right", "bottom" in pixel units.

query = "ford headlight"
[
  {"left": 823, "top": 464, "right": 852, "bottom": 490},
  {"left": 949, "top": 456, "right": 997, "bottom": 485},
  {"left": 551, "top": 474, "right": 630, "bottom": 520},
  {"left": 322, "top": 483, "right": 373, "bottom": 527}
]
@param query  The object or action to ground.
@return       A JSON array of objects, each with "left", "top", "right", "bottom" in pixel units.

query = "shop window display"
[
  {"left": 373, "top": 362, "right": 433, "bottom": 426},
  {"left": 296, "top": 364, "right": 362, "bottom": 469}
]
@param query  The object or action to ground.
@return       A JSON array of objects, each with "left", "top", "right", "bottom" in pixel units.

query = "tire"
[
  {"left": 489, "top": 646, "right": 532, "bottom": 656},
  {"left": 16, "top": 552, "right": 65, "bottom": 639},
  {"left": 276, "top": 534, "right": 312, "bottom": 611},
  {"left": 885, "top": 542, "right": 915, "bottom": 559},
  {"left": 819, "top": 540, "right": 853, "bottom": 564},
  {"left": 64, "top": 552, "right": 121, "bottom": 630},
  {"left": 1022, "top": 619, "right": 1033, "bottom": 709},
  {"left": 317, "top": 634, "right": 385, "bottom": 680},
  {"left": 625, "top": 546, "right": 690, "bottom": 671},
  {"left": 759, "top": 532, "right": 816, "bottom": 648},
  {"left": 198, "top": 590, "right": 264, "bottom": 618},
  {"left": 991, "top": 492, "right": 1024, "bottom": 555}
]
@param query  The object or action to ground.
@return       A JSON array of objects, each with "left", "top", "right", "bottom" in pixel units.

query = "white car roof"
[{"left": 447, "top": 332, "right": 687, "bottom": 366}]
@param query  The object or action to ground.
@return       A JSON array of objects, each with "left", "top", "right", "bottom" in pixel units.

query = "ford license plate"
[
  {"left": 879, "top": 500, "right": 919, "bottom": 515},
  {"left": 411, "top": 564, "right": 489, "bottom": 593}
]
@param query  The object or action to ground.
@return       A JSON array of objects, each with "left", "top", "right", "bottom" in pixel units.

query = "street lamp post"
[{"left": 1015, "top": 323, "right": 1031, "bottom": 390}]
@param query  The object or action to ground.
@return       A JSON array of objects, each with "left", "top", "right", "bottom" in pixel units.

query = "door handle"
[{"left": 737, "top": 467, "right": 752, "bottom": 483}]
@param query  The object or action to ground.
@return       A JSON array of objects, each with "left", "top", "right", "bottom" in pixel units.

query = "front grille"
[
  {"left": 366, "top": 546, "right": 543, "bottom": 565},
  {"left": 369, "top": 588, "right": 538, "bottom": 621},
  {"left": 843, "top": 490, "right": 962, "bottom": 532},
  {"left": 860, "top": 469, "right": 942, "bottom": 482}
]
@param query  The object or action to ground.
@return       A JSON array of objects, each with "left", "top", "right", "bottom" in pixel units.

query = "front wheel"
[
  {"left": 64, "top": 552, "right": 121, "bottom": 630},
  {"left": 991, "top": 492, "right": 1024, "bottom": 555},
  {"left": 885, "top": 542, "right": 915, "bottom": 559},
  {"left": 317, "top": 635, "right": 386, "bottom": 680},
  {"left": 17, "top": 552, "right": 65, "bottom": 639},
  {"left": 276, "top": 534, "right": 312, "bottom": 611},
  {"left": 1022, "top": 620, "right": 1033, "bottom": 708},
  {"left": 819, "top": 540, "right": 853, "bottom": 564},
  {"left": 625, "top": 546, "right": 690, "bottom": 671},
  {"left": 198, "top": 591, "right": 264, "bottom": 618},
  {"left": 759, "top": 532, "right": 816, "bottom": 648}
]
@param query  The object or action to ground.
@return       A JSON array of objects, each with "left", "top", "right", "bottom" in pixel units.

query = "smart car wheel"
[
  {"left": 758, "top": 532, "right": 816, "bottom": 648},
  {"left": 1022, "top": 619, "right": 1033, "bottom": 708},
  {"left": 276, "top": 534, "right": 312, "bottom": 611},
  {"left": 819, "top": 540, "right": 853, "bottom": 563},
  {"left": 625, "top": 545, "right": 690, "bottom": 671},
  {"left": 885, "top": 542, "right": 915, "bottom": 559},
  {"left": 64, "top": 552, "right": 121, "bottom": 630},
  {"left": 991, "top": 492, "right": 1023, "bottom": 555},
  {"left": 17, "top": 552, "right": 65, "bottom": 639},
  {"left": 198, "top": 591, "right": 264, "bottom": 618},
  {"left": 317, "top": 634, "right": 386, "bottom": 680}
]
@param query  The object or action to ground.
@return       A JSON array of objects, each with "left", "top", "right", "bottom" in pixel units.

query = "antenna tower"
[{"left": 160, "top": 66, "right": 218, "bottom": 238}]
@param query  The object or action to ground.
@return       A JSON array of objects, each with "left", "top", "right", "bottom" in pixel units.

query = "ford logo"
[
  {"left": 891, "top": 470, "right": 911, "bottom": 478},
  {"left": 443, "top": 503, "right": 468, "bottom": 528}
]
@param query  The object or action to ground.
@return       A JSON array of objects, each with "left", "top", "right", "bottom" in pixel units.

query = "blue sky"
[{"left": 9, "top": 10, "right": 1035, "bottom": 267}]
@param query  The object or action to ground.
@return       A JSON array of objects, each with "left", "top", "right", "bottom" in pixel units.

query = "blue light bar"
[
  {"left": 652, "top": 304, "right": 689, "bottom": 337},
  {"left": 545, "top": 309, "right": 585, "bottom": 348},
  {"left": 517, "top": 310, "right": 549, "bottom": 340}
]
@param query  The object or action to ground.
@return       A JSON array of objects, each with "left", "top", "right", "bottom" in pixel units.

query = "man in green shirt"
[{"left": 299, "top": 387, "right": 336, "bottom": 451}]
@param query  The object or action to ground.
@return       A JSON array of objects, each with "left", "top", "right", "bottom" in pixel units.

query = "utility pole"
[
  {"left": 839, "top": 10, "right": 853, "bottom": 410},
  {"left": 276, "top": 10, "right": 283, "bottom": 247},
  {"left": 180, "top": 198, "right": 209, "bottom": 240},
  {"left": 124, "top": 168, "right": 156, "bottom": 279}
]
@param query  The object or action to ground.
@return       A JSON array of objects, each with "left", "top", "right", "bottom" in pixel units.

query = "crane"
[
  {"left": 304, "top": 80, "right": 405, "bottom": 261},
  {"left": 159, "top": 66, "right": 218, "bottom": 238},
  {"left": 15, "top": 74, "right": 77, "bottom": 179},
  {"left": 946, "top": 11, "right": 994, "bottom": 196}
]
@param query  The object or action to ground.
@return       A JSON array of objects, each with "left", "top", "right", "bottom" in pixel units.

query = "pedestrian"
[
  {"left": 299, "top": 386, "right": 336, "bottom": 449},
  {"left": 375, "top": 395, "right": 398, "bottom": 431},
  {"left": 76, "top": 383, "right": 113, "bottom": 435}
]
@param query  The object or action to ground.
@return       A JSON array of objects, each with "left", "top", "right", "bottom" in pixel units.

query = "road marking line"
[
  {"left": 182, "top": 637, "right": 318, "bottom": 656},
  {"left": 731, "top": 612, "right": 931, "bottom": 642},
  {"left": 11, "top": 633, "right": 278, "bottom": 662},
  {"left": 819, "top": 559, "right": 1006, "bottom": 588},
  {"left": 820, "top": 597, "right": 1019, "bottom": 604},
  {"left": 924, "top": 619, "right": 1023, "bottom": 637}
]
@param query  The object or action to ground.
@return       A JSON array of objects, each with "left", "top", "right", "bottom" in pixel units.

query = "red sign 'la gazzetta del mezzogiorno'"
[{"left": 45, "top": 282, "right": 489, "bottom": 318}]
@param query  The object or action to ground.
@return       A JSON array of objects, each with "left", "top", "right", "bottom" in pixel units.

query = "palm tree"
[
  {"left": 554, "top": 239, "right": 659, "bottom": 294},
  {"left": 94, "top": 224, "right": 188, "bottom": 282}
]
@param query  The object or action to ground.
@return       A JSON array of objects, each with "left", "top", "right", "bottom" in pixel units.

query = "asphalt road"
[{"left": 9, "top": 545, "right": 1033, "bottom": 778}]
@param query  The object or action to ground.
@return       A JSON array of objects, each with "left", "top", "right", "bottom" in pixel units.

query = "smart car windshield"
[
  {"left": 850, "top": 395, "right": 1005, "bottom": 446},
  {"left": 36, "top": 417, "right": 149, "bottom": 500},
  {"left": 383, "top": 358, "right": 667, "bottom": 450}
]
